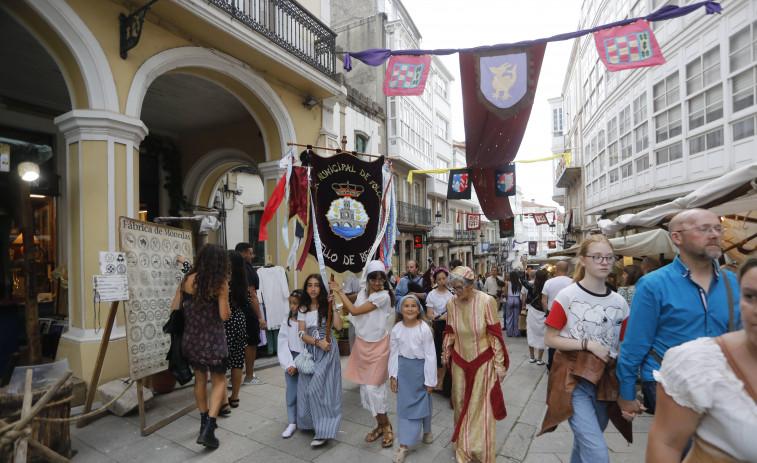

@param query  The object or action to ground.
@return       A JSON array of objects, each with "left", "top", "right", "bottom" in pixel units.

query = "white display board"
[{"left": 119, "top": 217, "right": 192, "bottom": 380}]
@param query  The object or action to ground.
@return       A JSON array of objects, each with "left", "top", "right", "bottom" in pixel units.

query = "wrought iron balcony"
[
  {"left": 397, "top": 201, "right": 431, "bottom": 226},
  {"left": 209, "top": 0, "right": 337, "bottom": 79},
  {"left": 454, "top": 230, "right": 477, "bottom": 242}
]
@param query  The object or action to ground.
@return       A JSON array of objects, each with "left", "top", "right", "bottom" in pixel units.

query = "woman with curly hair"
[
  {"left": 171, "top": 244, "right": 230, "bottom": 449},
  {"left": 297, "top": 274, "right": 343, "bottom": 447}
]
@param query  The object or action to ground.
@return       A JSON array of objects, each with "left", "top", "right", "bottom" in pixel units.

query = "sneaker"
[
  {"left": 282, "top": 423, "right": 297, "bottom": 438},
  {"left": 311, "top": 438, "right": 327, "bottom": 447},
  {"left": 241, "top": 374, "right": 266, "bottom": 385},
  {"left": 529, "top": 358, "right": 536, "bottom": 363},
  {"left": 536, "top": 360, "right": 545, "bottom": 366}
]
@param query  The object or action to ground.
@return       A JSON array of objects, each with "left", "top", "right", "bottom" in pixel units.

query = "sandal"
[
  {"left": 422, "top": 431, "right": 434, "bottom": 444},
  {"left": 219, "top": 402, "right": 231, "bottom": 416},
  {"left": 392, "top": 447, "right": 408, "bottom": 463},
  {"left": 382, "top": 423, "right": 394, "bottom": 448},
  {"left": 228, "top": 397, "right": 240, "bottom": 408},
  {"left": 365, "top": 426, "right": 383, "bottom": 442}
]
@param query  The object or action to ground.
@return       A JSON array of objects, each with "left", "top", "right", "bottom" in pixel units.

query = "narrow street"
[{"left": 70, "top": 336, "right": 647, "bottom": 462}]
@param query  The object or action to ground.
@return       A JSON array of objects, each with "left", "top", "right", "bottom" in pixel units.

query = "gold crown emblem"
[{"left": 332, "top": 182, "right": 364, "bottom": 198}]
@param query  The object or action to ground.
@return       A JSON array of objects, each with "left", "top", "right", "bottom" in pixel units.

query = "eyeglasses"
[
  {"left": 369, "top": 278, "right": 386, "bottom": 284},
  {"left": 673, "top": 225, "right": 728, "bottom": 236},
  {"left": 451, "top": 285, "right": 465, "bottom": 292},
  {"left": 585, "top": 255, "right": 618, "bottom": 264}
]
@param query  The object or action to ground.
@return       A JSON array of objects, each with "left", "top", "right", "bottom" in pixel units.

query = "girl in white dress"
[
  {"left": 389, "top": 295, "right": 437, "bottom": 463},
  {"left": 425, "top": 267, "right": 453, "bottom": 389}
]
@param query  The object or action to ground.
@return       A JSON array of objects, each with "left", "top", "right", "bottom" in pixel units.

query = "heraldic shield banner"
[{"left": 309, "top": 152, "right": 384, "bottom": 273}]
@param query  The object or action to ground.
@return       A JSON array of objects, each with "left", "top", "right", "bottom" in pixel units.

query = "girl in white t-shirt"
[
  {"left": 542, "top": 235, "right": 632, "bottom": 463},
  {"left": 278, "top": 289, "right": 304, "bottom": 438},
  {"left": 425, "top": 267, "right": 453, "bottom": 389}
]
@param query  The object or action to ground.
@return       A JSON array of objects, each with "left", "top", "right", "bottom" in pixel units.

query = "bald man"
[{"left": 617, "top": 208, "right": 741, "bottom": 417}]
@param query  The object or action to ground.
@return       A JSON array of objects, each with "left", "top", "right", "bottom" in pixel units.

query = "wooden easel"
[{"left": 77, "top": 300, "right": 194, "bottom": 436}]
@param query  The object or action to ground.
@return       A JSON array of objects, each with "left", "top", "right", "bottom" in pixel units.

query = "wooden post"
[
  {"left": 14, "top": 370, "right": 33, "bottom": 463},
  {"left": 19, "top": 180, "right": 40, "bottom": 365},
  {"left": 77, "top": 301, "right": 119, "bottom": 427}
]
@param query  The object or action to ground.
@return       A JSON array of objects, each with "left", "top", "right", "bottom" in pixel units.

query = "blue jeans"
[
  {"left": 568, "top": 379, "right": 610, "bottom": 463},
  {"left": 285, "top": 351, "right": 299, "bottom": 423},
  {"left": 642, "top": 380, "right": 657, "bottom": 415}
]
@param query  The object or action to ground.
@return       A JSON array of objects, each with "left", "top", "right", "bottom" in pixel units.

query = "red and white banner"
[
  {"left": 383, "top": 55, "right": 432, "bottom": 96},
  {"left": 533, "top": 213, "right": 549, "bottom": 226},
  {"left": 466, "top": 214, "right": 481, "bottom": 230},
  {"left": 594, "top": 20, "right": 665, "bottom": 72}
]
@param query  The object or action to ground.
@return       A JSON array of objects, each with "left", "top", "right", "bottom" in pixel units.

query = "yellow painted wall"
[{"left": 56, "top": 336, "right": 128, "bottom": 399}]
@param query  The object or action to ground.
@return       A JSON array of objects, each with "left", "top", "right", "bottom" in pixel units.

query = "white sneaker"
[
  {"left": 282, "top": 423, "right": 297, "bottom": 438},
  {"left": 241, "top": 374, "right": 267, "bottom": 385},
  {"left": 311, "top": 438, "right": 327, "bottom": 447}
]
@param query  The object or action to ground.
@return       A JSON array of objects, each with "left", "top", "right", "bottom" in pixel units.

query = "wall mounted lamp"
[
  {"left": 18, "top": 161, "right": 40, "bottom": 182},
  {"left": 303, "top": 96, "right": 318, "bottom": 110}
]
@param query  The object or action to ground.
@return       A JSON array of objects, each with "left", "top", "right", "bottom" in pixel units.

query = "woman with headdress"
[
  {"left": 442, "top": 266, "right": 510, "bottom": 463},
  {"left": 330, "top": 260, "right": 396, "bottom": 448}
]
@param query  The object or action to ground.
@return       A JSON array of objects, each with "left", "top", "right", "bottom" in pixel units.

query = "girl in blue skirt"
[
  {"left": 278, "top": 289, "right": 304, "bottom": 438},
  {"left": 389, "top": 295, "right": 437, "bottom": 463}
]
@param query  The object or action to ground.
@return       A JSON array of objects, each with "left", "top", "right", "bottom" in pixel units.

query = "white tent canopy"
[
  {"left": 598, "top": 162, "right": 757, "bottom": 235},
  {"left": 548, "top": 228, "right": 679, "bottom": 258}
]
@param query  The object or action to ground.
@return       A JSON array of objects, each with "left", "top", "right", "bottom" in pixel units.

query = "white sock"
[{"left": 282, "top": 423, "right": 297, "bottom": 438}]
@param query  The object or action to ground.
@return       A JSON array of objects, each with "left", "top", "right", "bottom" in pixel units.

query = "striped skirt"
[{"left": 296, "top": 325, "right": 342, "bottom": 439}]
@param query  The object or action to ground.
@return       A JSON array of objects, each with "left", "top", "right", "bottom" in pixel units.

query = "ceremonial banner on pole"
[
  {"left": 594, "top": 20, "right": 665, "bottom": 72},
  {"left": 499, "top": 217, "right": 514, "bottom": 238},
  {"left": 383, "top": 55, "right": 432, "bottom": 96},
  {"left": 460, "top": 44, "right": 546, "bottom": 220},
  {"left": 528, "top": 241, "right": 537, "bottom": 256},
  {"left": 447, "top": 168, "right": 472, "bottom": 199},
  {"left": 495, "top": 165, "right": 516, "bottom": 197},
  {"left": 466, "top": 214, "right": 481, "bottom": 231},
  {"left": 308, "top": 152, "right": 384, "bottom": 273}
]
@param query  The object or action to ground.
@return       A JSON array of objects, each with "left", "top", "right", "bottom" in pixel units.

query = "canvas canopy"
[{"left": 548, "top": 228, "right": 679, "bottom": 259}]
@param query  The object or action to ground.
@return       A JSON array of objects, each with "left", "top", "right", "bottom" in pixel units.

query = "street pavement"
[{"left": 69, "top": 335, "right": 649, "bottom": 462}]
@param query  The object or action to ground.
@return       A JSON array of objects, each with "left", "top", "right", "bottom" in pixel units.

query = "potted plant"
[{"left": 335, "top": 315, "right": 350, "bottom": 356}]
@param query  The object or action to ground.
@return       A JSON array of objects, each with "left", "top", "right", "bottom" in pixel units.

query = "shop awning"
[{"left": 548, "top": 228, "right": 679, "bottom": 259}]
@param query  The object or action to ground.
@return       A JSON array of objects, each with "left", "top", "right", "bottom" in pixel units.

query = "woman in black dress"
[
  {"left": 171, "top": 244, "right": 230, "bottom": 449},
  {"left": 224, "top": 250, "right": 253, "bottom": 413}
]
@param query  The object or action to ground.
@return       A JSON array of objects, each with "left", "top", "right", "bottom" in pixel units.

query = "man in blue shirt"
[
  {"left": 616, "top": 209, "right": 740, "bottom": 417},
  {"left": 394, "top": 260, "right": 426, "bottom": 303}
]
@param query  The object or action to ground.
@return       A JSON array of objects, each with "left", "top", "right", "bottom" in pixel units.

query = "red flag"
[
  {"left": 533, "top": 213, "right": 549, "bottom": 226},
  {"left": 383, "top": 55, "right": 432, "bottom": 96},
  {"left": 466, "top": 214, "right": 480, "bottom": 230},
  {"left": 258, "top": 173, "right": 288, "bottom": 241},
  {"left": 594, "top": 20, "right": 665, "bottom": 72},
  {"left": 460, "top": 44, "right": 546, "bottom": 221}
]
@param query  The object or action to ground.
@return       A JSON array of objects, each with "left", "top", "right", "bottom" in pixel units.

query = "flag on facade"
[
  {"left": 528, "top": 241, "right": 537, "bottom": 256},
  {"left": 494, "top": 164, "right": 516, "bottom": 197},
  {"left": 383, "top": 55, "right": 432, "bottom": 96},
  {"left": 460, "top": 44, "right": 546, "bottom": 220},
  {"left": 533, "top": 213, "right": 549, "bottom": 226},
  {"left": 447, "top": 168, "right": 472, "bottom": 199},
  {"left": 548, "top": 240, "right": 556, "bottom": 249},
  {"left": 594, "top": 20, "right": 665, "bottom": 72},
  {"left": 466, "top": 213, "right": 481, "bottom": 230},
  {"left": 307, "top": 152, "right": 384, "bottom": 273},
  {"left": 499, "top": 217, "right": 514, "bottom": 238}
]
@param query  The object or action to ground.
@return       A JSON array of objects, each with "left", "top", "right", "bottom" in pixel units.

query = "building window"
[
  {"left": 608, "top": 142, "right": 618, "bottom": 166},
  {"left": 636, "top": 154, "right": 650, "bottom": 172},
  {"left": 655, "top": 106, "right": 682, "bottom": 142},
  {"left": 686, "top": 46, "right": 720, "bottom": 95},
  {"left": 246, "top": 211, "right": 266, "bottom": 266},
  {"left": 732, "top": 67, "right": 756, "bottom": 113},
  {"left": 598, "top": 174, "right": 606, "bottom": 189},
  {"left": 729, "top": 22, "right": 757, "bottom": 73},
  {"left": 655, "top": 142, "right": 683, "bottom": 165},
  {"left": 355, "top": 133, "right": 368, "bottom": 153},
  {"left": 620, "top": 133, "right": 632, "bottom": 160},
  {"left": 633, "top": 92, "right": 647, "bottom": 125},
  {"left": 609, "top": 168, "right": 619, "bottom": 183},
  {"left": 689, "top": 127, "right": 724, "bottom": 155},
  {"left": 688, "top": 85, "right": 723, "bottom": 130},
  {"left": 435, "top": 114, "right": 449, "bottom": 140},
  {"left": 597, "top": 129, "right": 605, "bottom": 151},
  {"left": 619, "top": 105, "right": 631, "bottom": 134},
  {"left": 634, "top": 122, "right": 649, "bottom": 153},
  {"left": 620, "top": 162, "right": 633, "bottom": 179},
  {"left": 435, "top": 77, "right": 448, "bottom": 100},
  {"left": 598, "top": 148, "right": 606, "bottom": 171},
  {"left": 552, "top": 107, "right": 563, "bottom": 136},
  {"left": 733, "top": 116, "right": 756, "bottom": 141},
  {"left": 607, "top": 117, "right": 617, "bottom": 141},
  {"left": 653, "top": 72, "right": 680, "bottom": 112}
]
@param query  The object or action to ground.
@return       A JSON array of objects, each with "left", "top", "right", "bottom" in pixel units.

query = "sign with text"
[
  {"left": 92, "top": 274, "right": 129, "bottom": 302},
  {"left": 119, "top": 217, "right": 193, "bottom": 381}
]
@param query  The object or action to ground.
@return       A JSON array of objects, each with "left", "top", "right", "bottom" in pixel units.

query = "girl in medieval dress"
[
  {"left": 442, "top": 266, "right": 509, "bottom": 463},
  {"left": 389, "top": 295, "right": 437, "bottom": 463},
  {"left": 330, "top": 260, "right": 395, "bottom": 447},
  {"left": 297, "top": 274, "right": 343, "bottom": 448}
]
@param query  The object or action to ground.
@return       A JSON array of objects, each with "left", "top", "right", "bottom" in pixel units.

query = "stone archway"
[{"left": 125, "top": 46, "right": 296, "bottom": 162}]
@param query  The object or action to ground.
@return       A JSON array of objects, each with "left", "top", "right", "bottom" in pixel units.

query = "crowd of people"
[{"left": 168, "top": 207, "right": 756, "bottom": 462}]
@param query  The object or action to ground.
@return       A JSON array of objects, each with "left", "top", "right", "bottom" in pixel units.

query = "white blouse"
[
  {"left": 349, "top": 290, "right": 392, "bottom": 342},
  {"left": 297, "top": 309, "right": 321, "bottom": 329},
  {"left": 426, "top": 288, "right": 453, "bottom": 316},
  {"left": 277, "top": 313, "right": 303, "bottom": 370},
  {"left": 654, "top": 337, "right": 757, "bottom": 461},
  {"left": 388, "top": 322, "right": 437, "bottom": 388}
]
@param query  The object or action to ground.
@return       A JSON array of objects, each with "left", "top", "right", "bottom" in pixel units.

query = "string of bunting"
[{"left": 406, "top": 152, "right": 569, "bottom": 183}]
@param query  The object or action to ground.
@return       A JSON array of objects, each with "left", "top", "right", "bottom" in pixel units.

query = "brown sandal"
[
  {"left": 382, "top": 423, "right": 394, "bottom": 447},
  {"left": 365, "top": 426, "right": 383, "bottom": 442}
]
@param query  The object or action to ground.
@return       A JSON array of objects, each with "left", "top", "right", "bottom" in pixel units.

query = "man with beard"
[{"left": 616, "top": 209, "right": 741, "bottom": 417}]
